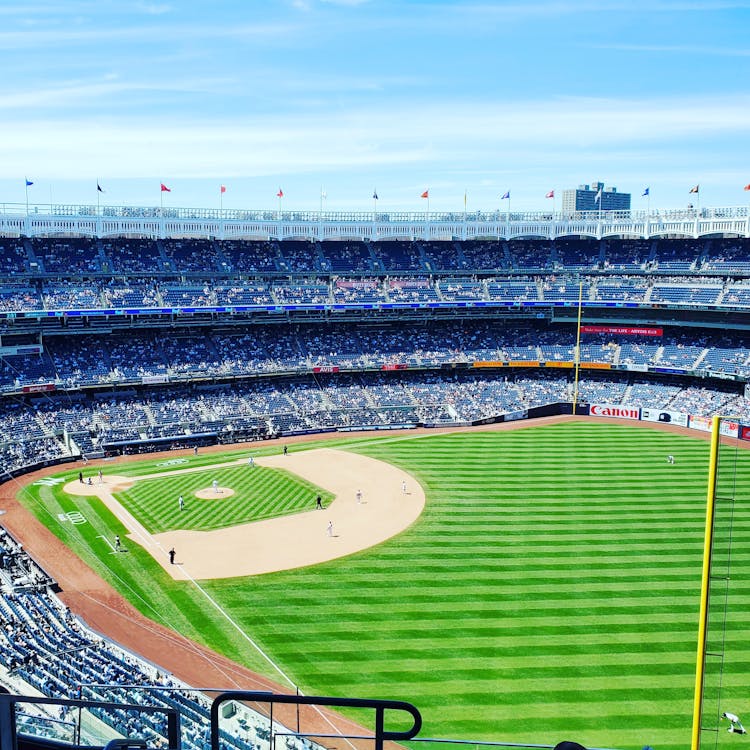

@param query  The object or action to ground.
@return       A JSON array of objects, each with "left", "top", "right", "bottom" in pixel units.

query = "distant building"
[{"left": 561, "top": 182, "right": 631, "bottom": 213}]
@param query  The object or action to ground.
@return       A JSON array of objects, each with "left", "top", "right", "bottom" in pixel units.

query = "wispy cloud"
[
  {"left": 593, "top": 42, "right": 750, "bottom": 57},
  {"left": 454, "top": 0, "right": 750, "bottom": 13},
  {"left": 3, "top": 94, "right": 748, "bottom": 182},
  {"left": 0, "top": 21, "right": 298, "bottom": 49},
  {"left": 134, "top": 2, "right": 173, "bottom": 14}
]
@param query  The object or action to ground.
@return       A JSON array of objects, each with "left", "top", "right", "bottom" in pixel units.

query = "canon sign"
[{"left": 590, "top": 404, "right": 640, "bottom": 420}]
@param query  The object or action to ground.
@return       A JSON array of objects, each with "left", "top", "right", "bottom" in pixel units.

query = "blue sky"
[{"left": 1, "top": 0, "right": 749, "bottom": 213}]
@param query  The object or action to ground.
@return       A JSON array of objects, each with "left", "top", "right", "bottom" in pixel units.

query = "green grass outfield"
[{"left": 17, "top": 421, "right": 750, "bottom": 750}]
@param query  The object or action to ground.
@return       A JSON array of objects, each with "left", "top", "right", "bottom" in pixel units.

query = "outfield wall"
[
  {"left": 586, "top": 402, "right": 741, "bottom": 438},
  {"left": 3, "top": 400, "right": 748, "bottom": 489}
]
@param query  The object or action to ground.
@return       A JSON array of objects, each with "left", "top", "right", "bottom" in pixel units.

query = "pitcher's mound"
[{"left": 195, "top": 487, "right": 235, "bottom": 500}]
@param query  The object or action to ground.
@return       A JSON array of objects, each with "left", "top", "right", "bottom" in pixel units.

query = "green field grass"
[
  {"left": 17, "top": 421, "right": 750, "bottom": 750},
  {"left": 114, "top": 464, "right": 333, "bottom": 533}
]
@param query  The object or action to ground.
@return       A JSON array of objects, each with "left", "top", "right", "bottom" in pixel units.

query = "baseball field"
[{"left": 12, "top": 418, "right": 750, "bottom": 750}]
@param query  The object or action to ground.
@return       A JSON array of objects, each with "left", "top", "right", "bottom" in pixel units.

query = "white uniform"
[{"left": 722, "top": 712, "right": 746, "bottom": 734}]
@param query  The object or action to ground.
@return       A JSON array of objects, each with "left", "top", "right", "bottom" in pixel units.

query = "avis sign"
[{"left": 589, "top": 403, "right": 640, "bottom": 420}]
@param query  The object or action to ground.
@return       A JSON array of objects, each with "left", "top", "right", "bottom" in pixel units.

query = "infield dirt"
[{"left": 63, "top": 447, "right": 425, "bottom": 579}]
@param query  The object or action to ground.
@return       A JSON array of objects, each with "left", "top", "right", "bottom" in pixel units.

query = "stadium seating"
[
  {"left": 0, "top": 526, "right": 277, "bottom": 750},
  {"left": 0, "top": 235, "right": 748, "bottom": 472}
]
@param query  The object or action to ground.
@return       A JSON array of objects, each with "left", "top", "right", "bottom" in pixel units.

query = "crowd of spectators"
[
  {"left": 2, "top": 363, "right": 750, "bottom": 473},
  {"left": 3, "top": 322, "right": 750, "bottom": 396},
  {"left": 0, "top": 528, "right": 299, "bottom": 750},
  {"left": 0, "top": 235, "right": 746, "bottom": 283},
  {"left": 0, "top": 234, "right": 749, "bottom": 474},
  {"left": 3, "top": 273, "right": 750, "bottom": 313}
]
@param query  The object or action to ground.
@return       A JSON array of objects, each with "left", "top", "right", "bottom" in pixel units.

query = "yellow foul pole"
[
  {"left": 572, "top": 280, "right": 584, "bottom": 415},
  {"left": 691, "top": 415, "right": 721, "bottom": 750}
]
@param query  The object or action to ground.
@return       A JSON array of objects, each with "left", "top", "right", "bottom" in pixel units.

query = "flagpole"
[
  {"left": 463, "top": 190, "right": 468, "bottom": 240},
  {"left": 97, "top": 179, "right": 100, "bottom": 214},
  {"left": 500, "top": 193, "right": 510, "bottom": 237},
  {"left": 25, "top": 179, "right": 29, "bottom": 215}
]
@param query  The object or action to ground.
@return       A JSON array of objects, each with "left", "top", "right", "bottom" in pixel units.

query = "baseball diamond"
[{"left": 3, "top": 417, "right": 749, "bottom": 750}]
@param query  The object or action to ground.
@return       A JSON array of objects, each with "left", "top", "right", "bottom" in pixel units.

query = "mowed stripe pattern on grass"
[
  {"left": 201, "top": 422, "right": 750, "bottom": 750},
  {"left": 115, "top": 466, "right": 332, "bottom": 534}
]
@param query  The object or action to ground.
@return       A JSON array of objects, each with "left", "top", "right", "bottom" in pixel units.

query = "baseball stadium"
[{"left": 1, "top": 203, "right": 750, "bottom": 750}]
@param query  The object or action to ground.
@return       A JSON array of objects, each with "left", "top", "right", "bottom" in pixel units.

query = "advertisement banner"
[
  {"left": 473, "top": 361, "right": 505, "bottom": 368},
  {"left": 641, "top": 409, "right": 689, "bottom": 427},
  {"left": 21, "top": 383, "right": 56, "bottom": 394},
  {"left": 580, "top": 325, "right": 663, "bottom": 336},
  {"left": 1, "top": 344, "right": 43, "bottom": 356},
  {"left": 313, "top": 366, "right": 340, "bottom": 374},
  {"left": 382, "top": 364, "right": 408, "bottom": 371},
  {"left": 720, "top": 420, "right": 739, "bottom": 438},
  {"left": 689, "top": 415, "right": 712, "bottom": 433},
  {"left": 589, "top": 403, "right": 640, "bottom": 420},
  {"left": 542, "top": 361, "right": 574, "bottom": 368},
  {"left": 507, "top": 360, "right": 540, "bottom": 367},
  {"left": 142, "top": 375, "right": 169, "bottom": 385},
  {"left": 741, "top": 426, "right": 750, "bottom": 441},
  {"left": 580, "top": 362, "right": 613, "bottom": 370}
]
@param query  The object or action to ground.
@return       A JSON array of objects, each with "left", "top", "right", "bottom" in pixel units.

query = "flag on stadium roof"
[
  {"left": 546, "top": 190, "right": 554, "bottom": 198},
  {"left": 594, "top": 188, "right": 602, "bottom": 203},
  {"left": 689, "top": 184, "right": 699, "bottom": 193},
  {"left": 421, "top": 190, "right": 429, "bottom": 199},
  {"left": 160, "top": 183, "right": 171, "bottom": 192},
  {"left": 220, "top": 185, "right": 226, "bottom": 194},
  {"left": 277, "top": 188, "right": 284, "bottom": 198},
  {"left": 25, "top": 178, "right": 33, "bottom": 187},
  {"left": 501, "top": 191, "right": 510, "bottom": 200},
  {"left": 373, "top": 189, "right": 378, "bottom": 200},
  {"left": 744, "top": 183, "right": 750, "bottom": 191},
  {"left": 97, "top": 182, "right": 104, "bottom": 193},
  {"left": 642, "top": 187, "right": 650, "bottom": 196}
]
